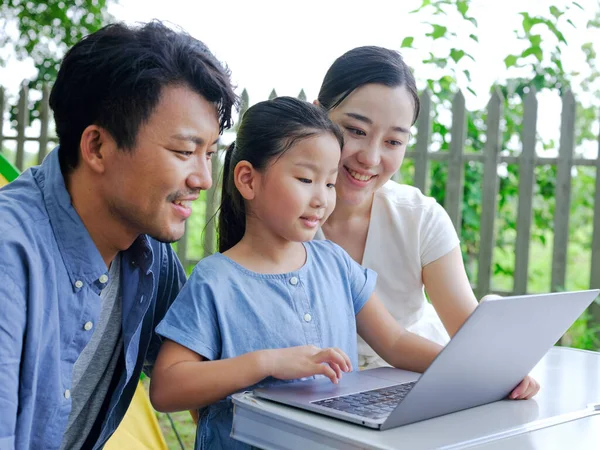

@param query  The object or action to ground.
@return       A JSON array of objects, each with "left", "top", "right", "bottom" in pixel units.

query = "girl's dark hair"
[
  {"left": 218, "top": 96, "right": 343, "bottom": 253},
  {"left": 50, "top": 20, "right": 238, "bottom": 174},
  {"left": 317, "top": 46, "right": 420, "bottom": 125}
]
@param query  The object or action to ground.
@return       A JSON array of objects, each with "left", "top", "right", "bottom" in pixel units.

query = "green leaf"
[
  {"left": 549, "top": 6, "right": 563, "bottom": 19},
  {"left": 426, "top": 24, "right": 448, "bottom": 39},
  {"left": 469, "top": 33, "right": 479, "bottom": 42},
  {"left": 572, "top": 1, "right": 584, "bottom": 10},
  {"left": 521, "top": 47, "right": 544, "bottom": 62},
  {"left": 464, "top": 69, "right": 472, "bottom": 82},
  {"left": 504, "top": 54, "right": 518, "bottom": 68},
  {"left": 547, "top": 22, "right": 567, "bottom": 43},
  {"left": 450, "top": 48, "right": 465, "bottom": 63},
  {"left": 401, "top": 36, "right": 414, "bottom": 48},
  {"left": 529, "top": 34, "right": 542, "bottom": 47},
  {"left": 467, "top": 86, "right": 477, "bottom": 96},
  {"left": 467, "top": 17, "right": 478, "bottom": 27},
  {"left": 457, "top": 0, "right": 469, "bottom": 17},
  {"left": 409, "top": 0, "right": 431, "bottom": 14}
]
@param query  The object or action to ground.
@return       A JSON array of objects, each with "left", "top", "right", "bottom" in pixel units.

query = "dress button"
[
  {"left": 303, "top": 313, "right": 312, "bottom": 323},
  {"left": 64, "top": 389, "right": 71, "bottom": 399},
  {"left": 84, "top": 321, "right": 93, "bottom": 331},
  {"left": 289, "top": 277, "right": 299, "bottom": 286},
  {"left": 74, "top": 280, "right": 83, "bottom": 289},
  {"left": 99, "top": 274, "right": 108, "bottom": 284}
]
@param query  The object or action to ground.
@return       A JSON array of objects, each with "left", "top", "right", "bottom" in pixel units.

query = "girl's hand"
[
  {"left": 264, "top": 345, "right": 352, "bottom": 384},
  {"left": 509, "top": 375, "right": 540, "bottom": 399}
]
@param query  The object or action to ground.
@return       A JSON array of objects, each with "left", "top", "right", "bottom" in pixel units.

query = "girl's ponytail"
[{"left": 218, "top": 142, "right": 246, "bottom": 253}]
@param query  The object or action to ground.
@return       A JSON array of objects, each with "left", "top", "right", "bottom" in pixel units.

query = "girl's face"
[
  {"left": 251, "top": 133, "right": 341, "bottom": 243},
  {"left": 327, "top": 83, "right": 415, "bottom": 209}
]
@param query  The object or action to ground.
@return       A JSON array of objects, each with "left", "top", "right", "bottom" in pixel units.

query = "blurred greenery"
[
  {"left": 0, "top": 0, "right": 113, "bottom": 121},
  {"left": 397, "top": 0, "right": 600, "bottom": 350}
]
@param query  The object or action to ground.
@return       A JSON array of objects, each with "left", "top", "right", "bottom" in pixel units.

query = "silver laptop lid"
[{"left": 382, "top": 290, "right": 599, "bottom": 429}]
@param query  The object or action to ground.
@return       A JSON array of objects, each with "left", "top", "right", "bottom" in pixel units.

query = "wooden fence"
[{"left": 1, "top": 83, "right": 599, "bottom": 332}]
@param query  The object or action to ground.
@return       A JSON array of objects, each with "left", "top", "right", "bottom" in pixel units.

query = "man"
[{"left": 0, "top": 21, "right": 237, "bottom": 449}]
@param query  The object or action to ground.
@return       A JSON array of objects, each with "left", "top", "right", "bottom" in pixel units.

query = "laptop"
[{"left": 254, "top": 290, "right": 599, "bottom": 430}]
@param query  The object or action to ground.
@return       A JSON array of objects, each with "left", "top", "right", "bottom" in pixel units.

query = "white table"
[{"left": 231, "top": 347, "right": 600, "bottom": 449}]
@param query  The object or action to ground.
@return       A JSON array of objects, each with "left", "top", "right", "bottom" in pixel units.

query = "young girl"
[{"left": 149, "top": 97, "right": 536, "bottom": 449}]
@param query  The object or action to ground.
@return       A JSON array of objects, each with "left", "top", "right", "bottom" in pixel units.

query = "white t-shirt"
[{"left": 316, "top": 180, "right": 460, "bottom": 369}]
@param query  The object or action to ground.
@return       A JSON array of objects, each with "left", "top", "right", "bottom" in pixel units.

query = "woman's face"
[{"left": 327, "top": 83, "right": 415, "bottom": 209}]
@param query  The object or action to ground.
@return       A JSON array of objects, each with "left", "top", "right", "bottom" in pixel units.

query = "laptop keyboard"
[{"left": 311, "top": 381, "right": 416, "bottom": 420}]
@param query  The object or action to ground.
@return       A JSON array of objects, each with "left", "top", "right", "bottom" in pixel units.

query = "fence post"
[
  {"left": 589, "top": 111, "right": 600, "bottom": 332},
  {"left": 38, "top": 84, "right": 51, "bottom": 164},
  {"left": 514, "top": 87, "right": 538, "bottom": 295},
  {"left": 0, "top": 87, "right": 4, "bottom": 154},
  {"left": 239, "top": 89, "right": 249, "bottom": 122},
  {"left": 176, "top": 219, "right": 189, "bottom": 269},
  {"left": 477, "top": 88, "right": 503, "bottom": 299},
  {"left": 203, "top": 151, "right": 222, "bottom": 257},
  {"left": 413, "top": 90, "right": 431, "bottom": 194},
  {"left": 268, "top": 89, "right": 278, "bottom": 100},
  {"left": 445, "top": 90, "right": 466, "bottom": 231},
  {"left": 16, "top": 84, "right": 29, "bottom": 171},
  {"left": 551, "top": 89, "right": 575, "bottom": 293},
  {"left": 298, "top": 89, "right": 307, "bottom": 101}
]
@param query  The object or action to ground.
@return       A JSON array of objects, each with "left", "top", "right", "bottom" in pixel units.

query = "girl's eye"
[
  {"left": 327, "top": 183, "right": 336, "bottom": 189},
  {"left": 173, "top": 150, "right": 193, "bottom": 157},
  {"left": 388, "top": 140, "right": 404, "bottom": 147},
  {"left": 207, "top": 151, "right": 216, "bottom": 159},
  {"left": 345, "top": 127, "right": 366, "bottom": 137},
  {"left": 298, "top": 178, "right": 312, "bottom": 184}
]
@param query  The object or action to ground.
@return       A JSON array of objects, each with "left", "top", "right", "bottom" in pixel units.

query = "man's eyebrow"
[
  {"left": 344, "top": 112, "right": 410, "bottom": 134},
  {"left": 296, "top": 161, "right": 338, "bottom": 175},
  {"left": 170, "top": 134, "right": 219, "bottom": 146}
]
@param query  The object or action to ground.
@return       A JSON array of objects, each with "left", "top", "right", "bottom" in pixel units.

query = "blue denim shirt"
[
  {"left": 157, "top": 240, "right": 377, "bottom": 449},
  {"left": 0, "top": 148, "right": 186, "bottom": 450}
]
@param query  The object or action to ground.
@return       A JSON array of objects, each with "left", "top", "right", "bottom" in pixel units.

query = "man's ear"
[
  {"left": 234, "top": 160, "right": 259, "bottom": 201},
  {"left": 79, "top": 125, "right": 113, "bottom": 174}
]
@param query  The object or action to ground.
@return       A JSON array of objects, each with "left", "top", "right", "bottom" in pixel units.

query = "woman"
[{"left": 315, "top": 46, "right": 495, "bottom": 369}]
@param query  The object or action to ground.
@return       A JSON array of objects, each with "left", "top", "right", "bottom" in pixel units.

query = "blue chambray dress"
[{"left": 156, "top": 240, "right": 377, "bottom": 449}]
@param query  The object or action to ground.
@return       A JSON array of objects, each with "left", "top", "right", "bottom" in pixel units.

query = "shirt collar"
[{"left": 36, "top": 148, "right": 154, "bottom": 292}]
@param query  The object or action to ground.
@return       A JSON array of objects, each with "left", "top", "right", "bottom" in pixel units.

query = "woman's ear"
[{"left": 234, "top": 160, "right": 258, "bottom": 201}]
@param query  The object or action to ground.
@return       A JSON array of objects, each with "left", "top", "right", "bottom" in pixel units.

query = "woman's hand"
[
  {"left": 509, "top": 375, "right": 540, "bottom": 399},
  {"left": 263, "top": 345, "right": 352, "bottom": 384}
]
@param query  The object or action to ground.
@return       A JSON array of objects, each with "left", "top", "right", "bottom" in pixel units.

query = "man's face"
[{"left": 101, "top": 84, "right": 220, "bottom": 243}]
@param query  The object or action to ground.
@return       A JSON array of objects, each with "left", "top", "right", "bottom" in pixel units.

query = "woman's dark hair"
[
  {"left": 218, "top": 96, "right": 344, "bottom": 253},
  {"left": 317, "top": 46, "right": 420, "bottom": 124},
  {"left": 50, "top": 20, "right": 238, "bottom": 174}
]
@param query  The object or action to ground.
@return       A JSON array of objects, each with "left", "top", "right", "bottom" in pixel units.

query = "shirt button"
[
  {"left": 64, "top": 389, "right": 71, "bottom": 399},
  {"left": 289, "top": 277, "right": 299, "bottom": 286},
  {"left": 99, "top": 274, "right": 108, "bottom": 284},
  {"left": 139, "top": 295, "right": 145, "bottom": 304},
  {"left": 74, "top": 280, "right": 83, "bottom": 289},
  {"left": 83, "top": 321, "right": 93, "bottom": 331},
  {"left": 303, "top": 313, "right": 312, "bottom": 323}
]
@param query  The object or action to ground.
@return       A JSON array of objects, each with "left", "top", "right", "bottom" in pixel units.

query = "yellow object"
[{"left": 105, "top": 381, "right": 168, "bottom": 450}]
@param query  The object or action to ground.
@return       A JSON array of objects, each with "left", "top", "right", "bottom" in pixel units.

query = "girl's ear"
[
  {"left": 233, "top": 160, "right": 258, "bottom": 201},
  {"left": 313, "top": 99, "right": 320, "bottom": 106}
]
